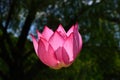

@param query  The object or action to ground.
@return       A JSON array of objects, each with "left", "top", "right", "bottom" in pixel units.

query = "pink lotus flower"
[{"left": 30, "top": 23, "right": 82, "bottom": 69}]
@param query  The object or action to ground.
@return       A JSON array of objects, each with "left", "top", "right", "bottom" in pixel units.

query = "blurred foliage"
[{"left": 0, "top": 0, "right": 120, "bottom": 80}]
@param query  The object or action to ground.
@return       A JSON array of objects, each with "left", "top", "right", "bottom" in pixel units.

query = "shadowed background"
[{"left": 0, "top": 0, "right": 120, "bottom": 80}]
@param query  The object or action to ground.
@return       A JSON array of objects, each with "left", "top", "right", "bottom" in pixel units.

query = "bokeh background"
[{"left": 0, "top": 0, "right": 120, "bottom": 80}]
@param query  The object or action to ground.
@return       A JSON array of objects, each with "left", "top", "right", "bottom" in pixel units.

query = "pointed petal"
[
  {"left": 55, "top": 47, "right": 63, "bottom": 62},
  {"left": 63, "top": 33, "right": 74, "bottom": 62},
  {"left": 55, "top": 47, "right": 70, "bottom": 66},
  {"left": 42, "top": 26, "right": 54, "bottom": 41},
  {"left": 62, "top": 48, "right": 70, "bottom": 65},
  {"left": 30, "top": 34, "right": 38, "bottom": 55},
  {"left": 57, "top": 24, "right": 67, "bottom": 39},
  {"left": 38, "top": 38, "right": 58, "bottom": 68},
  {"left": 49, "top": 31, "right": 64, "bottom": 51},
  {"left": 73, "top": 23, "right": 82, "bottom": 58},
  {"left": 75, "top": 22, "right": 82, "bottom": 51},
  {"left": 73, "top": 33, "right": 79, "bottom": 59},
  {"left": 64, "top": 29, "right": 81, "bottom": 62},
  {"left": 57, "top": 24, "right": 66, "bottom": 34},
  {"left": 78, "top": 32, "right": 82, "bottom": 51},
  {"left": 36, "top": 30, "right": 42, "bottom": 40},
  {"left": 67, "top": 25, "right": 74, "bottom": 36},
  {"left": 66, "top": 23, "right": 79, "bottom": 36},
  {"left": 75, "top": 22, "right": 79, "bottom": 30}
]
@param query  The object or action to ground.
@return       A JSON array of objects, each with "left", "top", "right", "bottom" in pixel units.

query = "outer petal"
[
  {"left": 64, "top": 27, "right": 82, "bottom": 62},
  {"left": 49, "top": 31, "right": 68, "bottom": 65},
  {"left": 73, "top": 23, "right": 82, "bottom": 58},
  {"left": 63, "top": 33, "right": 75, "bottom": 62},
  {"left": 57, "top": 24, "right": 66, "bottom": 34},
  {"left": 56, "top": 24, "right": 67, "bottom": 39},
  {"left": 30, "top": 34, "right": 38, "bottom": 55},
  {"left": 73, "top": 29, "right": 79, "bottom": 58},
  {"left": 67, "top": 25, "right": 74, "bottom": 36},
  {"left": 78, "top": 33, "right": 82, "bottom": 51},
  {"left": 75, "top": 23, "right": 82, "bottom": 51},
  {"left": 62, "top": 47, "right": 70, "bottom": 65},
  {"left": 49, "top": 31, "right": 64, "bottom": 51},
  {"left": 55, "top": 47, "right": 63, "bottom": 62},
  {"left": 55, "top": 47, "right": 69, "bottom": 65},
  {"left": 36, "top": 30, "right": 42, "bottom": 40},
  {"left": 38, "top": 38, "right": 58, "bottom": 68},
  {"left": 42, "top": 26, "right": 54, "bottom": 41},
  {"left": 75, "top": 22, "right": 78, "bottom": 29}
]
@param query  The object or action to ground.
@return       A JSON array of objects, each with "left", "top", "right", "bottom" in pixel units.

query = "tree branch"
[
  {"left": 16, "top": 7, "right": 37, "bottom": 52},
  {"left": 0, "top": 23, "right": 14, "bottom": 65}
]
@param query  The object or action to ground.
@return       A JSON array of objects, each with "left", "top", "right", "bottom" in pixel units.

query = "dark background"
[{"left": 0, "top": 0, "right": 120, "bottom": 80}]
